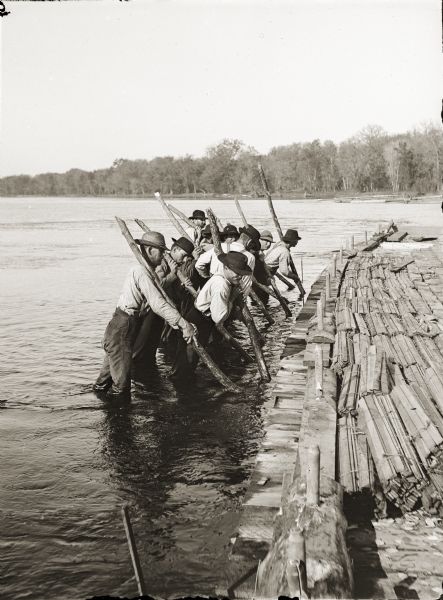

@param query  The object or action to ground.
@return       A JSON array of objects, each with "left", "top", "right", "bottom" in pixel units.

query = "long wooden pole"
[
  {"left": 170, "top": 260, "right": 254, "bottom": 363},
  {"left": 167, "top": 204, "right": 197, "bottom": 230},
  {"left": 167, "top": 205, "right": 203, "bottom": 245},
  {"left": 234, "top": 196, "right": 248, "bottom": 227},
  {"left": 206, "top": 209, "right": 271, "bottom": 381},
  {"left": 135, "top": 218, "right": 150, "bottom": 233},
  {"left": 154, "top": 192, "right": 193, "bottom": 242},
  {"left": 241, "top": 303, "right": 271, "bottom": 381},
  {"left": 115, "top": 217, "right": 241, "bottom": 393},
  {"left": 249, "top": 288, "right": 275, "bottom": 325},
  {"left": 233, "top": 198, "right": 293, "bottom": 313},
  {"left": 206, "top": 208, "right": 223, "bottom": 255},
  {"left": 135, "top": 219, "right": 254, "bottom": 362},
  {"left": 235, "top": 196, "right": 295, "bottom": 291},
  {"left": 275, "top": 271, "right": 296, "bottom": 290},
  {"left": 248, "top": 274, "right": 292, "bottom": 318},
  {"left": 257, "top": 165, "right": 283, "bottom": 238},
  {"left": 269, "top": 279, "right": 292, "bottom": 317},
  {"left": 225, "top": 203, "right": 276, "bottom": 324},
  {"left": 258, "top": 163, "right": 306, "bottom": 298},
  {"left": 121, "top": 505, "right": 147, "bottom": 597}
]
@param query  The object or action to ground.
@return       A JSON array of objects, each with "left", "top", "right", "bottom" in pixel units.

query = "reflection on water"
[{"left": 0, "top": 197, "right": 440, "bottom": 598}]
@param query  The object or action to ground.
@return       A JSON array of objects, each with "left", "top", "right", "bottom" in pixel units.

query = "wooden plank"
[
  {"left": 298, "top": 367, "right": 337, "bottom": 482},
  {"left": 386, "top": 230, "right": 408, "bottom": 242},
  {"left": 262, "top": 429, "right": 299, "bottom": 448},
  {"left": 274, "top": 396, "right": 305, "bottom": 409},
  {"left": 267, "top": 409, "right": 303, "bottom": 426},
  {"left": 303, "top": 342, "right": 331, "bottom": 366}
]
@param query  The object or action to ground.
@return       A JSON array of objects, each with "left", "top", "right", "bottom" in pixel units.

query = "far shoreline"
[{"left": 1, "top": 192, "right": 442, "bottom": 204}]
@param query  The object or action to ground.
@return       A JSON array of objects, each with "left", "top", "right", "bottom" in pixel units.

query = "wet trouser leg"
[
  {"left": 132, "top": 310, "right": 165, "bottom": 382},
  {"left": 95, "top": 355, "right": 112, "bottom": 391},
  {"left": 253, "top": 258, "right": 270, "bottom": 304},
  {"left": 95, "top": 308, "right": 140, "bottom": 394}
]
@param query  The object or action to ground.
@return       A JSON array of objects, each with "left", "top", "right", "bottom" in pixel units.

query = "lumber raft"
[
  {"left": 334, "top": 229, "right": 443, "bottom": 515},
  {"left": 224, "top": 256, "right": 353, "bottom": 599},
  {"left": 222, "top": 225, "right": 443, "bottom": 599}
]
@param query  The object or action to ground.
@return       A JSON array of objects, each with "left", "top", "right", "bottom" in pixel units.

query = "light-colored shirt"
[
  {"left": 264, "top": 241, "right": 291, "bottom": 276},
  {"left": 116, "top": 265, "right": 186, "bottom": 329},
  {"left": 195, "top": 274, "right": 234, "bottom": 324},
  {"left": 195, "top": 241, "right": 255, "bottom": 295},
  {"left": 185, "top": 225, "right": 199, "bottom": 243}
]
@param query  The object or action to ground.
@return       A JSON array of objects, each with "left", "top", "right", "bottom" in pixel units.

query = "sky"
[{"left": 0, "top": 0, "right": 442, "bottom": 177}]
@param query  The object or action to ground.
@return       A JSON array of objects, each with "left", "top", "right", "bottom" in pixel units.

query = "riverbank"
[{"left": 1, "top": 192, "right": 442, "bottom": 203}]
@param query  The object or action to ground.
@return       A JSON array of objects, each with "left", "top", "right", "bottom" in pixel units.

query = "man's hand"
[
  {"left": 181, "top": 276, "right": 193, "bottom": 290},
  {"left": 192, "top": 246, "right": 204, "bottom": 259},
  {"left": 287, "top": 271, "right": 306, "bottom": 299},
  {"left": 165, "top": 253, "right": 178, "bottom": 274},
  {"left": 181, "top": 321, "right": 197, "bottom": 344}
]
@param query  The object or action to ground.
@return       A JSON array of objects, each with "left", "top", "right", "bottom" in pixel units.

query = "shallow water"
[{"left": 0, "top": 196, "right": 440, "bottom": 599}]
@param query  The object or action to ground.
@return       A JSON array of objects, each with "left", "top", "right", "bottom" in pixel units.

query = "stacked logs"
[
  {"left": 256, "top": 258, "right": 354, "bottom": 599},
  {"left": 334, "top": 248, "right": 443, "bottom": 513}
]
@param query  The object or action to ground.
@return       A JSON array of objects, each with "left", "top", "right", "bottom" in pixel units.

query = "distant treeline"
[{"left": 1, "top": 124, "right": 442, "bottom": 197}]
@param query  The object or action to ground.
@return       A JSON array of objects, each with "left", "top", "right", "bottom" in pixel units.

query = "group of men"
[{"left": 93, "top": 209, "right": 303, "bottom": 399}]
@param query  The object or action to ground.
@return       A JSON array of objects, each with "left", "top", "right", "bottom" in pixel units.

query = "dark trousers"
[
  {"left": 253, "top": 257, "right": 271, "bottom": 303},
  {"left": 132, "top": 311, "right": 165, "bottom": 381},
  {"left": 95, "top": 308, "right": 140, "bottom": 393},
  {"left": 171, "top": 306, "right": 214, "bottom": 380}
]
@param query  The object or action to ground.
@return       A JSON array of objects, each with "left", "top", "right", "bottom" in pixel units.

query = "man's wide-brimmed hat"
[
  {"left": 219, "top": 251, "right": 252, "bottom": 276},
  {"left": 220, "top": 224, "right": 239, "bottom": 239},
  {"left": 239, "top": 224, "right": 260, "bottom": 241},
  {"left": 189, "top": 209, "right": 206, "bottom": 221},
  {"left": 260, "top": 230, "right": 274, "bottom": 243},
  {"left": 282, "top": 228, "right": 302, "bottom": 245},
  {"left": 134, "top": 231, "right": 168, "bottom": 250},
  {"left": 171, "top": 236, "right": 195, "bottom": 256}
]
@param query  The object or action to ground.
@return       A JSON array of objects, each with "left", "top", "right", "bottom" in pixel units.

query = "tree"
[
  {"left": 200, "top": 138, "right": 245, "bottom": 193},
  {"left": 1, "top": 125, "right": 442, "bottom": 197},
  {"left": 337, "top": 140, "right": 363, "bottom": 191}
]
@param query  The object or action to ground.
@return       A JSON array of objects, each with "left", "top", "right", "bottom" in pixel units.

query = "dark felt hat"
[
  {"left": 239, "top": 224, "right": 260, "bottom": 241},
  {"left": 219, "top": 251, "right": 252, "bottom": 276},
  {"left": 134, "top": 231, "right": 168, "bottom": 250},
  {"left": 171, "top": 236, "right": 195, "bottom": 256},
  {"left": 189, "top": 209, "right": 206, "bottom": 220},
  {"left": 220, "top": 224, "right": 239, "bottom": 239},
  {"left": 282, "top": 228, "right": 302, "bottom": 245}
]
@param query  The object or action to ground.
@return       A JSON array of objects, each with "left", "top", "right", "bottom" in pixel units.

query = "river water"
[{"left": 0, "top": 197, "right": 440, "bottom": 599}]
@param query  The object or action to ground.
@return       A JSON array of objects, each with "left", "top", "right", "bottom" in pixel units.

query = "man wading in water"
[
  {"left": 195, "top": 224, "right": 255, "bottom": 296},
  {"left": 264, "top": 228, "right": 304, "bottom": 296},
  {"left": 185, "top": 209, "right": 206, "bottom": 244},
  {"left": 171, "top": 251, "right": 251, "bottom": 382},
  {"left": 131, "top": 235, "right": 196, "bottom": 381},
  {"left": 93, "top": 231, "right": 195, "bottom": 399}
]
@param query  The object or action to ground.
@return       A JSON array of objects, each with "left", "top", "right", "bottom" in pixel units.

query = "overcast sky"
[{"left": 0, "top": 0, "right": 441, "bottom": 177}]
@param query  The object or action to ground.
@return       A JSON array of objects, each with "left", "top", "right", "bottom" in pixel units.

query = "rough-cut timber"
[
  {"left": 225, "top": 257, "right": 353, "bottom": 599},
  {"left": 335, "top": 229, "right": 443, "bottom": 514}
]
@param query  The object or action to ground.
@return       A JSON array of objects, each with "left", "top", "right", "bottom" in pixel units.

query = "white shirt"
[
  {"left": 116, "top": 265, "right": 185, "bottom": 329},
  {"left": 195, "top": 274, "right": 234, "bottom": 324},
  {"left": 264, "top": 241, "right": 291, "bottom": 276},
  {"left": 185, "top": 225, "right": 199, "bottom": 244},
  {"left": 195, "top": 241, "right": 255, "bottom": 295}
]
